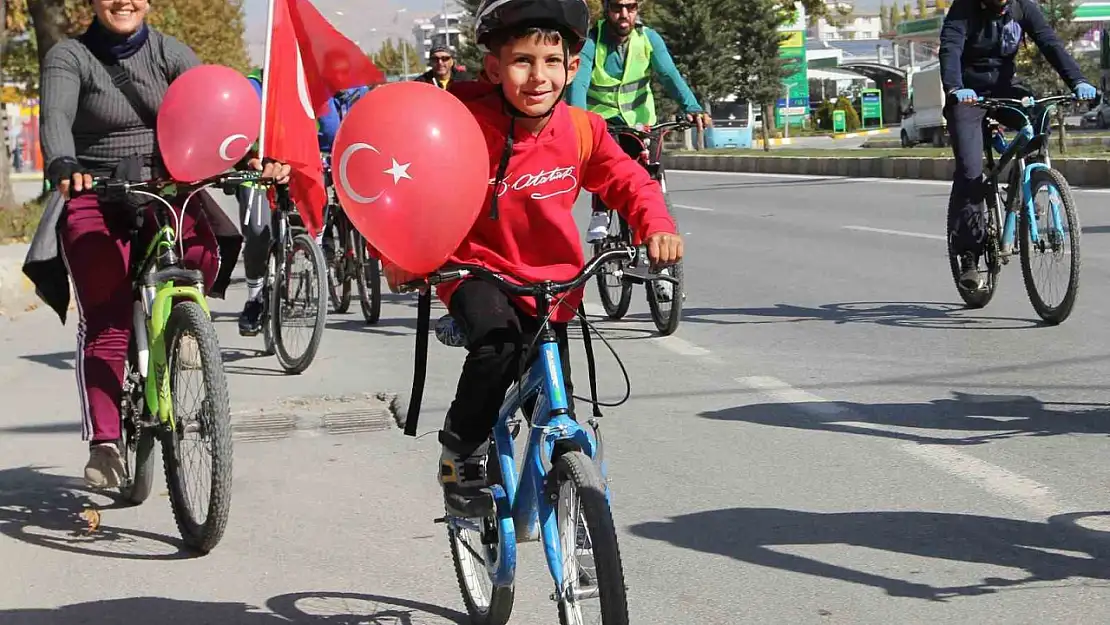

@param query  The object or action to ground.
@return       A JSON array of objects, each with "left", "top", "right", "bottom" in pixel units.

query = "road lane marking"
[
  {"left": 673, "top": 204, "right": 715, "bottom": 212},
  {"left": 669, "top": 169, "right": 1110, "bottom": 194},
  {"left": 843, "top": 225, "right": 946, "bottom": 241},
  {"left": 652, "top": 335, "right": 714, "bottom": 357},
  {"left": 733, "top": 375, "right": 1093, "bottom": 522}
]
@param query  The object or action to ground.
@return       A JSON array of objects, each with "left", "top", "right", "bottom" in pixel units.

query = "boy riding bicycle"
[{"left": 384, "top": 0, "right": 683, "bottom": 518}]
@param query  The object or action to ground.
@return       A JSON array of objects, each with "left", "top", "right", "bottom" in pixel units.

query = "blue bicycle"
[
  {"left": 949, "top": 94, "right": 1082, "bottom": 324},
  {"left": 399, "top": 245, "right": 672, "bottom": 624}
]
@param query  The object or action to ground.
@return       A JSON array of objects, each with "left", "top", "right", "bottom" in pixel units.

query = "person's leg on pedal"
[
  {"left": 438, "top": 279, "right": 537, "bottom": 517},
  {"left": 236, "top": 185, "right": 271, "bottom": 335},
  {"left": 945, "top": 97, "right": 989, "bottom": 290},
  {"left": 61, "top": 194, "right": 134, "bottom": 488}
]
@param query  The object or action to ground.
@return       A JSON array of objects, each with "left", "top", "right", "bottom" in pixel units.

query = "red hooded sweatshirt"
[{"left": 432, "top": 82, "right": 676, "bottom": 324}]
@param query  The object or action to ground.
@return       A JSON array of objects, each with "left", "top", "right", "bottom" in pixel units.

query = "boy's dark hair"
[{"left": 487, "top": 26, "right": 566, "bottom": 55}]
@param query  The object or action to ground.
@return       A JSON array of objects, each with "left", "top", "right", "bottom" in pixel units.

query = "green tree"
[
  {"left": 1015, "top": 0, "right": 1085, "bottom": 152},
  {"left": 3, "top": 0, "right": 248, "bottom": 99},
  {"left": 902, "top": 2, "right": 913, "bottom": 21},
  {"left": 935, "top": 0, "right": 949, "bottom": 13},
  {"left": 733, "top": 0, "right": 791, "bottom": 151},
  {"left": 916, "top": 0, "right": 928, "bottom": 18},
  {"left": 371, "top": 37, "right": 423, "bottom": 77}
]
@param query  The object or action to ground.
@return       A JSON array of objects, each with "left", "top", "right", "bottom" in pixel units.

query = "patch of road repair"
[{"left": 231, "top": 392, "right": 401, "bottom": 442}]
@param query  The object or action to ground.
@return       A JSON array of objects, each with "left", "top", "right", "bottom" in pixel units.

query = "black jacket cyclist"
[{"left": 939, "top": 0, "right": 1095, "bottom": 290}]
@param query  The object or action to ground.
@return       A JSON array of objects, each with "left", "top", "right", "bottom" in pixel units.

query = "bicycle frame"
[{"left": 978, "top": 96, "right": 1071, "bottom": 254}]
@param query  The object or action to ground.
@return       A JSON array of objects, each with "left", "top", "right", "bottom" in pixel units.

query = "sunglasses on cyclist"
[
  {"left": 608, "top": 2, "right": 637, "bottom": 13},
  {"left": 432, "top": 55, "right": 453, "bottom": 63}
]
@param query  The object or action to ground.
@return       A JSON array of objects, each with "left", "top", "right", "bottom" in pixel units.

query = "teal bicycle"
[
  {"left": 949, "top": 94, "right": 1083, "bottom": 324},
  {"left": 399, "top": 245, "right": 677, "bottom": 624},
  {"left": 75, "top": 170, "right": 273, "bottom": 553}
]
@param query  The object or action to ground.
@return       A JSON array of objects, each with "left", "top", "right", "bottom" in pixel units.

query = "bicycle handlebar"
[
  {"left": 63, "top": 169, "right": 280, "bottom": 201},
  {"left": 606, "top": 120, "right": 695, "bottom": 140},
  {"left": 968, "top": 93, "right": 1092, "bottom": 110},
  {"left": 399, "top": 245, "right": 679, "bottom": 297}
]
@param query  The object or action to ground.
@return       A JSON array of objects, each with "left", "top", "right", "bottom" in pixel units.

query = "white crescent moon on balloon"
[
  {"left": 339, "top": 142, "right": 383, "bottom": 204},
  {"left": 218, "top": 134, "right": 249, "bottom": 161},
  {"left": 295, "top": 48, "right": 316, "bottom": 120}
]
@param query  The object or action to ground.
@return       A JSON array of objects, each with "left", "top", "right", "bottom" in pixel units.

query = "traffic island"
[{"left": 663, "top": 152, "right": 1110, "bottom": 188}]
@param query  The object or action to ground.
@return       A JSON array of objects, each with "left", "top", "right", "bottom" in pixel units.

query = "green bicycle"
[{"left": 75, "top": 170, "right": 267, "bottom": 553}]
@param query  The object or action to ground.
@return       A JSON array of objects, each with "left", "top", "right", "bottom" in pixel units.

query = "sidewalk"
[{"left": 0, "top": 243, "right": 36, "bottom": 318}]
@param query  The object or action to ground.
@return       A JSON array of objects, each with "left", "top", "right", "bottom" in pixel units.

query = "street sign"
[
  {"left": 832, "top": 110, "right": 847, "bottom": 133},
  {"left": 860, "top": 88, "right": 883, "bottom": 128}
]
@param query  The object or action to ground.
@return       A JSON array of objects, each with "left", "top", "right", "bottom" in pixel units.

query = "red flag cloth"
[
  {"left": 285, "top": 0, "right": 386, "bottom": 116},
  {"left": 261, "top": 0, "right": 385, "bottom": 237}
]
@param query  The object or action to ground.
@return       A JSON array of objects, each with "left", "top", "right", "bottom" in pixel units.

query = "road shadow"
[
  {"left": 1081, "top": 225, "right": 1110, "bottom": 235},
  {"left": 0, "top": 465, "right": 192, "bottom": 560},
  {"left": 0, "top": 592, "right": 467, "bottom": 624},
  {"left": 700, "top": 391, "right": 1110, "bottom": 445},
  {"left": 327, "top": 317, "right": 420, "bottom": 337},
  {"left": 221, "top": 347, "right": 271, "bottom": 363},
  {"left": 628, "top": 301, "right": 1040, "bottom": 330},
  {"left": 17, "top": 350, "right": 74, "bottom": 371},
  {"left": 0, "top": 421, "right": 81, "bottom": 435},
  {"left": 630, "top": 507, "right": 1110, "bottom": 602}
]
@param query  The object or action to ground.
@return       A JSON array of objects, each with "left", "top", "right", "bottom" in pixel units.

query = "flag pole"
[{"left": 258, "top": 0, "right": 278, "bottom": 161}]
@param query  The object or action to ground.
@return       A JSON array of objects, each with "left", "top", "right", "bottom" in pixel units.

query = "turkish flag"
[{"left": 260, "top": 0, "right": 385, "bottom": 238}]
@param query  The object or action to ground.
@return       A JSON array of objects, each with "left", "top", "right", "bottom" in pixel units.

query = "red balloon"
[
  {"left": 158, "top": 64, "right": 261, "bottom": 182},
  {"left": 331, "top": 81, "right": 488, "bottom": 275}
]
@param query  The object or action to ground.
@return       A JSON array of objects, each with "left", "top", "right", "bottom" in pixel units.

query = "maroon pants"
[{"left": 61, "top": 194, "right": 219, "bottom": 443}]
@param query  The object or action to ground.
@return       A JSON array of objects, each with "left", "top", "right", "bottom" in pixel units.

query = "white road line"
[
  {"left": 652, "top": 335, "right": 713, "bottom": 356},
  {"left": 735, "top": 375, "right": 1076, "bottom": 520},
  {"left": 672, "top": 204, "right": 715, "bottom": 212},
  {"left": 843, "top": 225, "right": 946, "bottom": 241},
  {"left": 901, "top": 444, "right": 1065, "bottom": 518},
  {"left": 668, "top": 169, "right": 1110, "bottom": 194}
]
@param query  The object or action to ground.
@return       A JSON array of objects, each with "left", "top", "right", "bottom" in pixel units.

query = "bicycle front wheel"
[
  {"left": 272, "top": 233, "right": 328, "bottom": 374},
  {"left": 1020, "top": 167, "right": 1080, "bottom": 325},
  {"left": 554, "top": 451, "right": 628, "bottom": 625},
  {"left": 593, "top": 211, "right": 633, "bottom": 320},
  {"left": 351, "top": 230, "right": 381, "bottom": 325},
  {"left": 162, "top": 301, "right": 233, "bottom": 554},
  {"left": 947, "top": 196, "right": 998, "bottom": 309}
]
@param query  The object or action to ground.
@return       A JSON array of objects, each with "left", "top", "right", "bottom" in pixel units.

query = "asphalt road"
[{"left": 4, "top": 171, "right": 1110, "bottom": 623}]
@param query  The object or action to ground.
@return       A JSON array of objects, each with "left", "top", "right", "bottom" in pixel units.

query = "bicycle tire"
[
  {"left": 448, "top": 440, "right": 515, "bottom": 625},
  {"left": 645, "top": 190, "right": 684, "bottom": 335},
  {"left": 351, "top": 230, "right": 382, "bottom": 325},
  {"left": 554, "top": 451, "right": 628, "bottom": 625},
  {"left": 947, "top": 193, "right": 998, "bottom": 309},
  {"left": 594, "top": 212, "right": 633, "bottom": 320},
  {"left": 1019, "top": 167, "right": 1081, "bottom": 325},
  {"left": 162, "top": 301, "right": 233, "bottom": 554},
  {"left": 325, "top": 225, "right": 353, "bottom": 314},
  {"left": 262, "top": 252, "right": 278, "bottom": 356},
  {"left": 118, "top": 357, "right": 157, "bottom": 505},
  {"left": 273, "top": 233, "right": 328, "bottom": 374}
]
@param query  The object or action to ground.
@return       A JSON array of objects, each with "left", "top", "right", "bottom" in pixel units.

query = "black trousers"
[
  {"left": 945, "top": 84, "right": 1035, "bottom": 256},
  {"left": 440, "top": 279, "right": 574, "bottom": 456},
  {"left": 236, "top": 186, "right": 272, "bottom": 280}
]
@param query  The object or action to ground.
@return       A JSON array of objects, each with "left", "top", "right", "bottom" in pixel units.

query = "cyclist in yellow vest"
[{"left": 566, "top": 0, "right": 709, "bottom": 242}]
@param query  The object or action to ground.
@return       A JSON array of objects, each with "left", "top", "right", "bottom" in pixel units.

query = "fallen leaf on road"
[{"left": 79, "top": 508, "right": 101, "bottom": 534}]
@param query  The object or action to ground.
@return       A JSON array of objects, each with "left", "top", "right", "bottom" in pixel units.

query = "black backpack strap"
[
  {"left": 404, "top": 289, "right": 433, "bottom": 437},
  {"left": 578, "top": 302, "right": 603, "bottom": 418}
]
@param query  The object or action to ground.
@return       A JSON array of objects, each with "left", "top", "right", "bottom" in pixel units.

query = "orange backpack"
[{"left": 568, "top": 106, "right": 595, "bottom": 171}]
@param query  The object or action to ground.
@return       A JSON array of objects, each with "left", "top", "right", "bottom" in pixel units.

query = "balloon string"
[{"left": 489, "top": 116, "right": 515, "bottom": 221}]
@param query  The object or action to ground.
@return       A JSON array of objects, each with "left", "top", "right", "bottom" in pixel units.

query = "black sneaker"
[
  {"left": 438, "top": 445, "right": 494, "bottom": 518},
  {"left": 958, "top": 252, "right": 985, "bottom": 291},
  {"left": 238, "top": 299, "right": 265, "bottom": 336}
]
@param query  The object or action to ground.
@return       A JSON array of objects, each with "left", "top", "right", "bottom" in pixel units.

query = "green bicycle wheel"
[{"left": 162, "top": 301, "right": 234, "bottom": 554}]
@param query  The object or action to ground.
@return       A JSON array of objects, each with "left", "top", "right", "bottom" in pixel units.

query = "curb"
[
  {"left": 832, "top": 128, "right": 892, "bottom": 140},
  {"left": 0, "top": 244, "right": 38, "bottom": 319},
  {"left": 11, "top": 172, "right": 44, "bottom": 182},
  {"left": 662, "top": 153, "right": 1110, "bottom": 187}
]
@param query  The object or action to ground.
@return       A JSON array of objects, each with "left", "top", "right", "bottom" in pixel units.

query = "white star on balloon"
[{"left": 383, "top": 158, "right": 412, "bottom": 184}]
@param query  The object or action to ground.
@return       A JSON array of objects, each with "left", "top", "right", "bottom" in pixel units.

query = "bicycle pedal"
[{"left": 433, "top": 515, "right": 448, "bottom": 524}]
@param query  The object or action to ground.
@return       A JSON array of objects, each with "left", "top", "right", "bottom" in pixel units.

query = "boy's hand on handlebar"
[
  {"left": 59, "top": 172, "right": 94, "bottom": 199},
  {"left": 248, "top": 158, "right": 292, "bottom": 184},
  {"left": 646, "top": 231, "right": 683, "bottom": 268}
]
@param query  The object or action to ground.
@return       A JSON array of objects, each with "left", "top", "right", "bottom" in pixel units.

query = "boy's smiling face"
[{"left": 485, "top": 30, "right": 580, "bottom": 120}]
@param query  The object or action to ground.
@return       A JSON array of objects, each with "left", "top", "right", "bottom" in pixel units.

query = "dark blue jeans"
[{"left": 945, "top": 85, "right": 1034, "bottom": 256}]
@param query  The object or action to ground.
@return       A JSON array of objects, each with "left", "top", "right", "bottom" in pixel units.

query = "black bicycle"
[
  {"left": 321, "top": 156, "right": 382, "bottom": 324},
  {"left": 948, "top": 94, "right": 1084, "bottom": 324},
  {"left": 255, "top": 184, "right": 328, "bottom": 373},
  {"left": 590, "top": 119, "right": 691, "bottom": 336}
]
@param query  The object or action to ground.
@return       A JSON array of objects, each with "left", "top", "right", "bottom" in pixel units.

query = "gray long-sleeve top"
[{"left": 40, "top": 29, "right": 200, "bottom": 179}]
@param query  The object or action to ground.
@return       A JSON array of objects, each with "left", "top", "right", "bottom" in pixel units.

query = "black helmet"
[
  {"left": 982, "top": 0, "right": 1010, "bottom": 14},
  {"left": 474, "top": 0, "right": 590, "bottom": 50}
]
